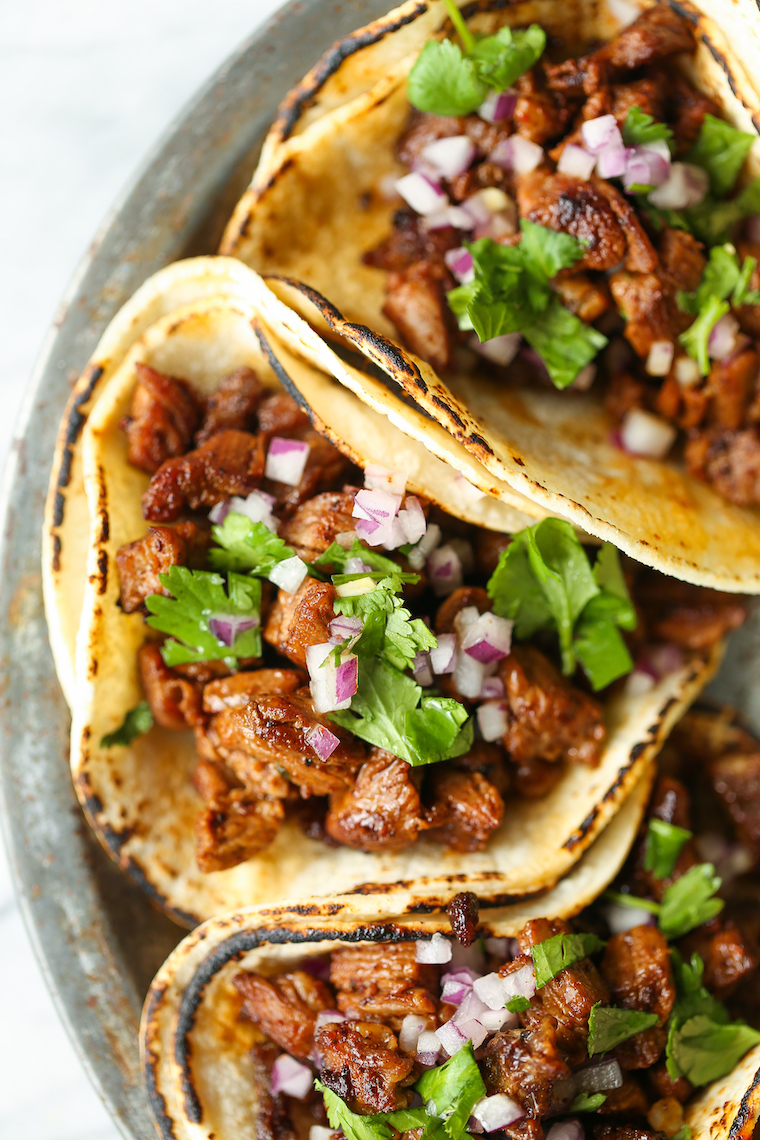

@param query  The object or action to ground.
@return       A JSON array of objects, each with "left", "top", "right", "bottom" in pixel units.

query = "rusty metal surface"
[{"left": 0, "top": 2, "right": 394, "bottom": 1136}]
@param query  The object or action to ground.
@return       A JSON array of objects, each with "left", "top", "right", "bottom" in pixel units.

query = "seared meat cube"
[
  {"left": 517, "top": 172, "right": 627, "bottom": 272},
  {"left": 514, "top": 69, "right": 571, "bottom": 144},
  {"left": 202, "top": 668, "right": 305, "bottom": 713},
  {"left": 636, "top": 575, "right": 747, "bottom": 650},
  {"left": 396, "top": 111, "right": 510, "bottom": 169},
  {"left": 121, "top": 362, "right": 201, "bottom": 474},
  {"left": 605, "top": 371, "right": 649, "bottom": 424},
  {"left": 611, "top": 77, "right": 665, "bottom": 125},
  {"left": 501, "top": 644, "right": 606, "bottom": 767},
  {"left": 635, "top": 776, "right": 698, "bottom": 902},
  {"left": 257, "top": 391, "right": 311, "bottom": 438},
  {"left": 326, "top": 750, "right": 427, "bottom": 851},
  {"left": 475, "top": 530, "right": 512, "bottom": 577},
  {"left": 454, "top": 740, "right": 511, "bottom": 795},
  {"left": 706, "top": 349, "right": 759, "bottom": 431},
  {"left": 710, "top": 747, "right": 760, "bottom": 855},
  {"left": 483, "top": 1018, "right": 570, "bottom": 1118},
  {"left": 435, "top": 586, "right": 492, "bottom": 634},
  {"left": 553, "top": 274, "right": 611, "bottom": 323},
  {"left": 383, "top": 261, "right": 458, "bottom": 372},
  {"left": 593, "top": 1125, "right": 656, "bottom": 1140},
  {"left": 235, "top": 969, "right": 334, "bottom": 1059},
  {"left": 667, "top": 72, "right": 721, "bottom": 152},
  {"left": 278, "top": 492, "right": 356, "bottom": 561},
  {"left": 116, "top": 525, "right": 187, "bottom": 614},
  {"left": 365, "top": 205, "right": 460, "bottom": 273},
  {"left": 427, "top": 767, "right": 504, "bottom": 852},
  {"left": 316, "top": 1021, "right": 414, "bottom": 1114},
  {"left": 609, "top": 272, "right": 687, "bottom": 358},
  {"left": 601, "top": 925, "right": 674, "bottom": 1070},
  {"left": 247, "top": 1042, "right": 298, "bottom": 1140},
  {"left": 647, "top": 1060, "right": 693, "bottom": 1104},
  {"left": 263, "top": 579, "right": 337, "bottom": 669},
  {"left": 659, "top": 227, "right": 706, "bottom": 292},
  {"left": 142, "top": 429, "right": 265, "bottom": 522},
  {"left": 513, "top": 754, "right": 564, "bottom": 798},
  {"left": 683, "top": 925, "right": 759, "bottom": 999},
  {"left": 686, "top": 428, "right": 760, "bottom": 506},
  {"left": 517, "top": 918, "right": 609, "bottom": 1045},
  {"left": 194, "top": 756, "right": 285, "bottom": 872},
  {"left": 592, "top": 177, "right": 658, "bottom": 273},
  {"left": 138, "top": 642, "right": 204, "bottom": 730},
  {"left": 330, "top": 942, "right": 439, "bottom": 1031},
  {"left": 598, "top": 1074, "right": 651, "bottom": 1115},
  {"left": 195, "top": 367, "right": 263, "bottom": 444},
  {"left": 209, "top": 688, "right": 364, "bottom": 797}
]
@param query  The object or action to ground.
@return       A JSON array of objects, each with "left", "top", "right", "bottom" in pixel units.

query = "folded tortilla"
[
  {"left": 64, "top": 258, "right": 721, "bottom": 924},
  {"left": 220, "top": 0, "right": 760, "bottom": 593}
]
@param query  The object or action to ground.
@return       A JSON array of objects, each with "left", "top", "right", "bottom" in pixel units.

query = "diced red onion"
[
  {"left": 269, "top": 555, "right": 308, "bottom": 594},
  {"left": 454, "top": 605, "right": 480, "bottom": 638},
  {"left": 265, "top": 437, "right": 311, "bottom": 486},
  {"left": 546, "top": 1120, "right": 583, "bottom": 1140},
  {"left": 306, "top": 643, "right": 356, "bottom": 713},
  {"left": 491, "top": 135, "right": 544, "bottom": 174},
  {"left": 472, "top": 1094, "right": 526, "bottom": 1132},
  {"left": 452, "top": 1015, "right": 489, "bottom": 1049},
  {"left": 478, "top": 88, "right": 517, "bottom": 123},
  {"left": 381, "top": 516, "right": 408, "bottom": 551},
  {"left": 364, "top": 463, "right": 407, "bottom": 497},
  {"left": 453, "top": 652, "right": 491, "bottom": 700},
  {"left": 398, "top": 496, "right": 427, "bottom": 544},
  {"left": 472, "top": 331, "right": 521, "bottom": 367},
  {"left": 395, "top": 171, "right": 448, "bottom": 216},
  {"left": 407, "top": 521, "right": 442, "bottom": 571},
  {"left": 271, "top": 1054, "right": 313, "bottom": 1099},
  {"left": 454, "top": 471, "right": 487, "bottom": 502},
  {"left": 413, "top": 651, "right": 434, "bottom": 687},
  {"left": 399, "top": 1014, "right": 429, "bottom": 1053},
  {"left": 461, "top": 191, "right": 494, "bottom": 227},
  {"left": 436, "top": 1019, "right": 468, "bottom": 1056},
  {"left": 619, "top": 408, "right": 676, "bottom": 458},
  {"left": 575, "top": 1058, "right": 623, "bottom": 1093},
  {"left": 709, "top": 313, "right": 740, "bottom": 361},
  {"left": 428, "top": 544, "right": 463, "bottom": 596},
  {"left": 501, "top": 962, "right": 536, "bottom": 1001},
  {"left": 474, "top": 210, "right": 518, "bottom": 241},
  {"left": 429, "top": 633, "right": 457, "bottom": 676},
  {"left": 315, "top": 1010, "right": 345, "bottom": 1029},
  {"left": 344, "top": 556, "right": 370, "bottom": 574},
  {"left": 558, "top": 143, "right": 596, "bottom": 181},
  {"left": 479, "top": 1007, "right": 517, "bottom": 1032},
  {"left": 646, "top": 340, "right": 674, "bottom": 377},
  {"left": 569, "top": 363, "right": 596, "bottom": 391},
  {"left": 624, "top": 670, "right": 656, "bottom": 697},
  {"left": 378, "top": 173, "right": 403, "bottom": 202},
  {"left": 416, "top": 1030, "right": 443, "bottom": 1064},
  {"left": 455, "top": 988, "right": 490, "bottom": 1023},
  {"left": 310, "top": 1126, "right": 339, "bottom": 1140},
  {"left": 477, "top": 700, "right": 508, "bottom": 742},
  {"left": 473, "top": 972, "right": 509, "bottom": 1010},
  {"left": 224, "top": 490, "right": 278, "bottom": 532},
  {"left": 623, "top": 147, "right": 670, "bottom": 191},
  {"left": 445, "top": 246, "right": 475, "bottom": 284},
  {"left": 421, "top": 135, "right": 477, "bottom": 180},
  {"left": 354, "top": 518, "right": 384, "bottom": 545},
  {"left": 603, "top": 901, "right": 657, "bottom": 934},
  {"left": 442, "top": 980, "right": 472, "bottom": 1005},
  {"left": 462, "top": 612, "right": 513, "bottom": 664},
  {"left": 208, "top": 613, "right": 259, "bottom": 648},
  {"left": 416, "top": 932, "right": 452, "bottom": 964},
  {"left": 424, "top": 207, "right": 457, "bottom": 231},
  {"left": 648, "top": 162, "right": 709, "bottom": 209},
  {"left": 480, "top": 675, "right": 505, "bottom": 701},
  {"left": 353, "top": 486, "right": 402, "bottom": 522},
  {"left": 646, "top": 642, "right": 684, "bottom": 678},
  {"left": 306, "top": 724, "right": 341, "bottom": 762},
  {"left": 208, "top": 499, "right": 231, "bottom": 524},
  {"left": 336, "top": 657, "right": 358, "bottom": 703},
  {"left": 608, "top": 0, "right": 640, "bottom": 24},
  {"left": 581, "top": 115, "right": 622, "bottom": 155},
  {"left": 595, "top": 142, "right": 628, "bottom": 179},
  {"left": 328, "top": 615, "right": 363, "bottom": 641}
]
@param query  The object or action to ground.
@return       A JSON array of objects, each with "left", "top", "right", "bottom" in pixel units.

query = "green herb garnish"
[
  {"left": 100, "top": 700, "right": 154, "bottom": 748},
  {"left": 644, "top": 819, "right": 692, "bottom": 880},
  {"left": 622, "top": 107, "right": 674, "bottom": 153},
  {"left": 146, "top": 567, "right": 261, "bottom": 667},
  {"left": 532, "top": 932, "right": 606, "bottom": 989},
  {"left": 587, "top": 1004, "right": 660, "bottom": 1055}
]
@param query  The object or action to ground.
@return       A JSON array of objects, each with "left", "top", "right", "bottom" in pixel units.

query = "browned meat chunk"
[
  {"left": 142, "top": 429, "right": 265, "bottom": 522},
  {"left": 453, "top": 740, "right": 511, "bottom": 795},
  {"left": 383, "top": 261, "right": 458, "bottom": 371},
  {"left": 326, "top": 750, "right": 427, "bottom": 851},
  {"left": 256, "top": 391, "right": 311, "bottom": 438},
  {"left": 278, "top": 492, "right": 356, "bottom": 561},
  {"left": 235, "top": 969, "right": 334, "bottom": 1059},
  {"left": 501, "top": 644, "right": 606, "bottom": 766},
  {"left": 247, "top": 1042, "right": 298, "bottom": 1140},
  {"left": 647, "top": 1060, "right": 693, "bottom": 1104},
  {"left": 684, "top": 925, "right": 759, "bottom": 999},
  {"left": 365, "top": 206, "right": 460, "bottom": 274},
  {"left": 475, "top": 530, "right": 512, "bottom": 576},
  {"left": 734, "top": 242, "right": 760, "bottom": 338},
  {"left": 706, "top": 349, "right": 759, "bottom": 431},
  {"left": 554, "top": 274, "right": 611, "bottom": 323},
  {"left": 598, "top": 1074, "right": 651, "bottom": 1115},
  {"left": 116, "top": 526, "right": 186, "bottom": 613},
  {"left": 448, "top": 891, "right": 480, "bottom": 946},
  {"left": 686, "top": 428, "right": 760, "bottom": 505},
  {"left": 483, "top": 1018, "right": 570, "bottom": 1119},
  {"left": 138, "top": 642, "right": 204, "bottom": 730},
  {"left": 513, "top": 754, "right": 564, "bottom": 798},
  {"left": 330, "top": 942, "right": 439, "bottom": 1031},
  {"left": 659, "top": 227, "right": 706, "bottom": 293},
  {"left": 396, "top": 112, "right": 510, "bottom": 169},
  {"left": 121, "top": 362, "right": 201, "bottom": 474},
  {"left": 435, "top": 586, "right": 492, "bottom": 634},
  {"left": 514, "top": 69, "right": 571, "bottom": 144},
  {"left": 594, "top": 1125, "right": 655, "bottom": 1140},
  {"left": 612, "top": 77, "right": 666, "bottom": 124},
  {"left": 602, "top": 925, "right": 674, "bottom": 1069},
  {"left": 517, "top": 172, "right": 627, "bottom": 272},
  {"left": 194, "top": 756, "right": 285, "bottom": 872},
  {"left": 605, "top": 371, "right": 649, "bottom": 424},
  {"left": 263, "top": 579, "right": 337, "bottom": 669},
  {"left": 667, "top": 72, "right": 721, "bottom": 152},
  {"left": 427, "top": 767, "right": 504, "bottom": 852},
  {"left": 634, "top": 775, "right": 698, "bottom": 902},
  {"left": 593, "top": 177, "right": 658, "bottom": 273},
  {"left": 710, "top": 748, "right": 760, "bottom": 855},
  {"left": 316, "top": 1020, "right": 414, "bottom": 1114},
  {"left": 636, "top": 575, "right": 747, "bottom": 650},
  {"left": 609, "top": 271, "right": 687, "bottom": 357},
  {"left": 210, "top": 688, "right": 364, "bottom": 796},
  {"left": 195, "top": 367, "right": 263, "bottom": 444},
  {"left": 202, "top": 668, "right": 305, "bottom": 712}
]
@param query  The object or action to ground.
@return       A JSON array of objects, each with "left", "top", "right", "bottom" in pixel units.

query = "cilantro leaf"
[
  {"left": 644, "top": 819, "right": 692, "bottom": 880},
  {"left": 671, "top": 1127, "right": 691, "bottom": 1140},
  {"left": 658, "top": 863, "right": 724, "bottom": 940},
  {"left": 732, "top": 254, "right": 760, "bottom": 306},
  {"left": 317, "top": 1081, "right": 394, "bottom": 1140},
  {"left": 208, "top": 513, "right": 298, "bottom": 576},
  {"left": 678, "top": 244, "right": 743, "bottom": 314},
  {"left": 468, "top": 24, "right": 546, "bottom": 92},
  {"left": 333, "top": 577, "right": 435, "bottom": 671},
  {"left": 570, "top": 1092, "right": 607, "bottom": 1112},
  {"left": 670, "top": 951, "right": 727, "bottom": 1026},
  {"left": 687, "top": 115, "right": 755, "bottom": 198},
  {"left": 523, "top": 298, "right": 608, "bottom": 389},
  {"left": 532, "top": 932, "right": 605, "bottom": 989},
  {"left": 146, "top": 567, "right": 261, "bottom": 667},
  {"left": 647, "top": 179, "right": 760, "bottom": 247},
  {"left": 518, "top": 216, "right": 584, "bottom": 279},
  {"left": 506, "top": 995, "right": 531, "bottom": 1012},
  {"left": 587, "top": 1004, "right": 659, "bottom": 1056},
  {"left": 416, "top": 1041, "right": 487, "bottom": 1140},
  {"left": 665, "top": 950, "right": 752, "bottom": 1086},
  {"left": 622, "top": 107, "right": 674, "bottom": 152},
  {"left": 408, "top": 39, "right": 486, "bottom": 117},
  {"left": 679, "top": 293, "right": 730, "bottom": 376},
  {"left": 667, "top": 1015, "right": 760, "bottom": 1086},
  {"left": 314, "top": 538, "right": 401, "bottom": 576},
  {"left": 602, "top": 889, "right": 661, "bottom": 916},
  {"left": 488, "top": 520, "right": 635, "bottom": 689},
  {"left": 331, "top": 658, "right": 471, "bottom": 766},
  {"left": 100, "top": 700, "right": 154, "bottom": 748}
]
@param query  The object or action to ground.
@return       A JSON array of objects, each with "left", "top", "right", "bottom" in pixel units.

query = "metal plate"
[{"left": 2, "top": 2, "right": 760, "bottom": 1138}]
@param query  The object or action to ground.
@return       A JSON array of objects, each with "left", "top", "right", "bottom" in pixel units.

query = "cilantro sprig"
[
  {"left": 487, "top": 520, "right": 635, "bottom": 690},
  {"left": 145, "top": 567, "right": 262, "bottom": 667},
  {"left": 677, "top": 244, "right": 760, "bottom": 375},
  {"left": 100, "top": 700, "right": 154, "bottom": 748},
  {"left": 588, "top": 1004, "right": 660, "bottom": 1055},
  {"left": 333, "top": 578, "right": 436, "bottom": 672},
  {"left": 532, "top": 931, "right": 606, "bottom": 988},
  {"left": 416, "top": 1042, "right": 487, "bottom": 1139},
  {"left": 208, "top": 513, "right": 304, "bottom": 577},
  {"left": 687, "top": 115, "right": 755, "bottom": 199},
  {"left": 570, "top": 1092, "right": 607, "bottom": 1112},
  {"left": 622, "top": 107, "right": 674, "bottom": 153},
  {"left": 644, "top": 819, "right": 692, "bottom": 880},
  {"left": 448, "top": 224, "right": 608, "bottom": 388},
  {"left": 408, "top": 0, "right": 545, "bottom": 118},
  {"left": 604, "top": 862, "right": 724, "bottom": 941}
]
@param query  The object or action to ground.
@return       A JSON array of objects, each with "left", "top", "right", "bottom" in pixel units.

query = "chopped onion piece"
[
  {"left": 624, "top": 670, "right": 656, "bottom": 697},
  {"left": 428, "top": 544, "right": 463, "bottom": 596},
  {"left": 500, "top": 962, "right": 536, "bottom": 1000},
  {"left": 472, "top": 331, "right": 522, "bottom": 367},
  {"left": 477, "top": 700, "right": 508, "bottom": 742},
  {"left": 306, "top": 643, "right": 356, "bottom": 713},
  {"left": 315, "top": 1010, "right": 345, "bottom": 1030},
  {"left": 344, "top": 556, "right": 370, "bottom": 573},
  {"left": 399, "top": 1014, "right": 429, "bottom": 1053},
  {"left": 364, "top": 463, "right": 407, "bottom": 497},
  {"left": 398, "top": 496, "right": 427, "bottom": 544},
  {"left": 646, "top": 642, "right": 684, "bottom": 678},
  {"left": 454, "top": 605, "right": 480, "bottom": 639},
  {"left": 305, "top": 724, "right": 341, "bottom": 761},
  {"left": 575, "top": 1058, "right": 623, "bottom": 1092},
  {"left": 353, "top": 486, "right": 402, "bottom": 521},
  {"left": 271, "top": 1054, "right": 313, "bottom": 1099},
  {"left": 445, "top": 246, "right": 475, "bottom": 284},
  {"left": 581, "top": 115, "right": 622, "bottom": 154},
  {"left": 224, "top": 489, "right": 278, "bottom": 531},
  {"left": 452, "top": 1015, "right": 489, "bottom": 1049},
  {"left": 408, "top": 521, "right": 442, "bottom": 571},
  {"left": 413, "top": 651, "right": 434, "bottom": 687},
  {"left": 604, "top": 902, "right": 656, "bottom": 934},
  {"left": 480, "top": 675, "right": 505, "bottom": 700},
  {"left": 436, "top": 1018, "right": 468, "bottom": 1056},
  {"left": 416, "top": 1030, "right": 442, "bottom": 1063},
  {"left": 462, "top": 191, "right": 493, "bottom": 227},
  {"left": 462, "top": 612, "right": 513, "bottom": 663},
  {"left": 453, "top": 651, "right": 491, "bottom": 700},
  {"left": 328, "top": 615, "right": 363, "bottom": 641},
  {"left": 674, "top": 356, "right": 701, "bottom": 388},
  {"left": 430, "top": 632, "right": 457, "bottom": 675},
  {"left": 619, "top": 408, "right": 676, "bottom": 459},
  {"left": 472, "top": 1094, "right": 525, "bottom": 1132},
  {"left": 395, "top": 171, "right": 448, "bottom": 216},
  {"left": 558, "top": 143, "right": 596, "bottom": 181},
  {"left": 208, "top": 613, "right": 259, "bottom": 648},
  {"left": 646, "top": 340, "right": 674, "bottom": 377},
  {"left": 269, "top": 555, "right": 308, "bottom": 594},
  {"left": 479, "top": 1007, "right": 517, "bottom": 1032},
  {"left": 310, "top": 1127, "right": 339, "bottom": 1140},
  {"left": 709, "top": 313, "right": 740, "bottom": 361},
  {"left": 416, "top": 932, "right": 452, "bottom": 964},
  {"left": 473, "top": 972, "right": 509, "bottom": 1010},
  {"left": 382, "top": 515, "right": 408, "bottom": 551},
  {"left": 595, "top": 143, "right": 628, "bottom": 179},
  {"left": 491, "top": 135, "right": 544, "bottom": 174},
  {"left": 421, "top": 135, "right": 477, "bottom": 180},
  {"left": 265, "top": 438, "right": 311, "bottom": 486},
  {"left": 648, "top": 162, "right": 709, "bottom": 209},
  {"left": 546, "top": 1120, "right": 583, "bottom": 1140},
  {"left": 208, "top": 499, "right": 231, "bottom": 524},
  {"left": 478, "top": 88, "right": 517, "bottom": 123}
]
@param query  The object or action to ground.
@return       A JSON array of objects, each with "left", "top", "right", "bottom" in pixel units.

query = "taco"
[
  {"left": 141, "top": 720, "right": 760, "bottom": 1140},
  {"left": 221, "top": 0, "right": 760, "bottom": 592},
  {"left": 66, "top": 257, "right": 738, "bottom": 925}
]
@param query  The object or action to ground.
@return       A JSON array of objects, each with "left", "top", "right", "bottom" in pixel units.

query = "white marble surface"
[{"left": 0, "top": 1, "right": 282, "bottom": 1136}]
